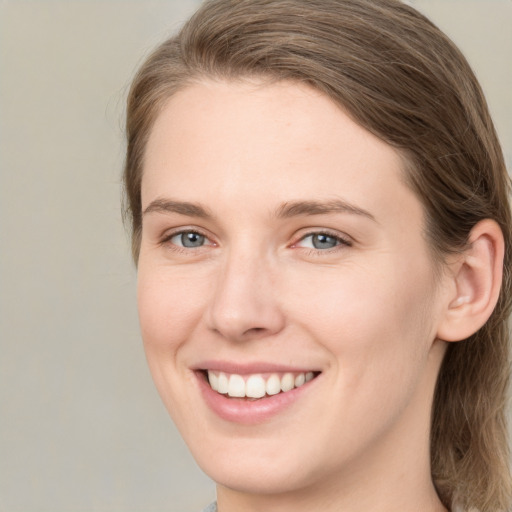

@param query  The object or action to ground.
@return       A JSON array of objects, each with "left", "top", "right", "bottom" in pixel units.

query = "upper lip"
[{"left": 194, "top": 360, "right": 320, "bottom": 375}]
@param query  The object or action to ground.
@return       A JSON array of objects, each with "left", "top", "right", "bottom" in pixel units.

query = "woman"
[{"left": 123, "top": 1, "right": 512, "bottom": 511}]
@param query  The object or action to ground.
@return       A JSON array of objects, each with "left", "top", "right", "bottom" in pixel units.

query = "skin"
[{"left": 137, "top": 79, "right": 451, "bottom": 512}]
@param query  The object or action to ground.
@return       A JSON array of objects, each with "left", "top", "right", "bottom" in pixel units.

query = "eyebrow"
[
  {"left": 275, "top": 199, "right": 377, "bottom": 222},
  {"left": 142, "top": 197, "right": 376, "bottom": 222},
  {"left": 143, "top": 198, "right": 213, "bottom": 218}
]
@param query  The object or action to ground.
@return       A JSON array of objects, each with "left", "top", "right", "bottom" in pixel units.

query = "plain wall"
[{"left": 0, "top": 1, "right": 510, "bottom": 511}]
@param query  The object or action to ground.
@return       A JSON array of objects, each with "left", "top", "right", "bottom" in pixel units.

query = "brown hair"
[{"left": 123, "top": 0, "right": 512, "bottom": 509}]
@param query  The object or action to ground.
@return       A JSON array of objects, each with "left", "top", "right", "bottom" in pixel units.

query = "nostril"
[
  {"left": 242, "top": 327, "right": 267, "bottom": 337},
  {"left": 207, "top": 293, "right": 286, "bottom": 341}
]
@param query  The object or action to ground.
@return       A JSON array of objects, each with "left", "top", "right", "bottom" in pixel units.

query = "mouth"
[
  {"left": 195, "top": 364, "right": 322, "bottom": 424},
  {"left": 201, "top": 370, "right": 320, "bottom": 400}
]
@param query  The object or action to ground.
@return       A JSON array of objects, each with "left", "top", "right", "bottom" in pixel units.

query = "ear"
[{"left": 436, "top": 219, "right": 504, "bottom": 342}]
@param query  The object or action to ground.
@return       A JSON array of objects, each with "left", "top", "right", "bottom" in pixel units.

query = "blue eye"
[
  {"left": 170, "top": 231, "right": 206, "bottom": 248},
  {"left": 297, "top": 232, "right": 348, "bottom": 250},
  {"left": 313, "top": 234, "right": 338, "bottom": 249}
]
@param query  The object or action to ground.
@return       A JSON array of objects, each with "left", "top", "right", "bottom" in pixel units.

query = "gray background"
[{"left": 0, "top": 1, "right": 510, "bottom": 511}]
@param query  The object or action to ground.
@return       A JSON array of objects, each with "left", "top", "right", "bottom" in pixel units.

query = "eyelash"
[
  {"left": 160, "top": 228, "right": 215, "bottom": 253},
  {"left": 293, "top": 230, "right": 352, "bottom": 253},
  {"left": 159, "top": 228, "right": 352, "bottom": 254}
]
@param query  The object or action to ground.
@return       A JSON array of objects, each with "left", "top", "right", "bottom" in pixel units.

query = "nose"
[{"left": 205, "top": 249, "right": 286, "bottom": 342}]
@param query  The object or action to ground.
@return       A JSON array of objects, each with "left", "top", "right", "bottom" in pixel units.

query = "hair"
[{"left": 123, "top": 0, "right": 512, "bottom": 510}]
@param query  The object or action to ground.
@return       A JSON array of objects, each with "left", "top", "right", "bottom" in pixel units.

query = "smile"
[
  {"left": 196, "top": 365, "right": 322, "bottom": 424},
  {"left": 207, "top": 370, "right": 316, "bottom": 399}
]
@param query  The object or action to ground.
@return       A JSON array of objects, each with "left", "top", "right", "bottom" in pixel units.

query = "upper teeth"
[{"left": 207, "top": 371, "right": 315, "bottom": 398}]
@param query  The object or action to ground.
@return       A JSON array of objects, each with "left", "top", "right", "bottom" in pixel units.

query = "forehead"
[{"left": 142, "top": 79, "right": 419, "bottom": 228}]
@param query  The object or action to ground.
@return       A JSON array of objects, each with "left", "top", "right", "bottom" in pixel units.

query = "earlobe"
[{"left": 436, "top": 219, "right": 504, "bottom": 343}]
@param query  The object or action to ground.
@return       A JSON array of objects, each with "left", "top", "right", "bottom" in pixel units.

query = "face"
[{"left": 138, "top": 80, "right": 448, "bottom": 498}]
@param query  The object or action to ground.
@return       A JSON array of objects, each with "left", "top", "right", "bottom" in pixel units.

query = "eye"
[
  {"left": 169, "top": 230, "right": 209, "bottom": 248},
  {"left": 296, "top": 232, "right": 350, "bottom": 250}
]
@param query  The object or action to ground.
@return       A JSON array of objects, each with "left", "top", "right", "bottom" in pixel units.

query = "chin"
[
  {"left": 198, "top": 453, "right": 317, "bottom": 496},
  {"left": 182, "top": 425, "right": 343, "bottom": 498}
]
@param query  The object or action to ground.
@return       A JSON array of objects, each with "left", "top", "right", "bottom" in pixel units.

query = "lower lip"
[{"left": 196, "top": 372, "right": 318, "bottom": 425}]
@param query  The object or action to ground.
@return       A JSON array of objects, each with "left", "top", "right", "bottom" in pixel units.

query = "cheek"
[
  {"left": 285, "top": 255, "right": 437, "bottom": 389},
  {"left": 289, "top": 256, "right": 433, "bottom": 334},
  {"left": 137, "top": 265, "right": 207, "bottom": 353},
  {"left": 136, "top": 265, "right": 209, "bottom": 423}
]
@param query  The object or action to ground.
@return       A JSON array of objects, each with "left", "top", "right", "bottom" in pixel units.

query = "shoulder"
[{"left": 201, "top": 502, "right": 217, "bottom": 512}]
